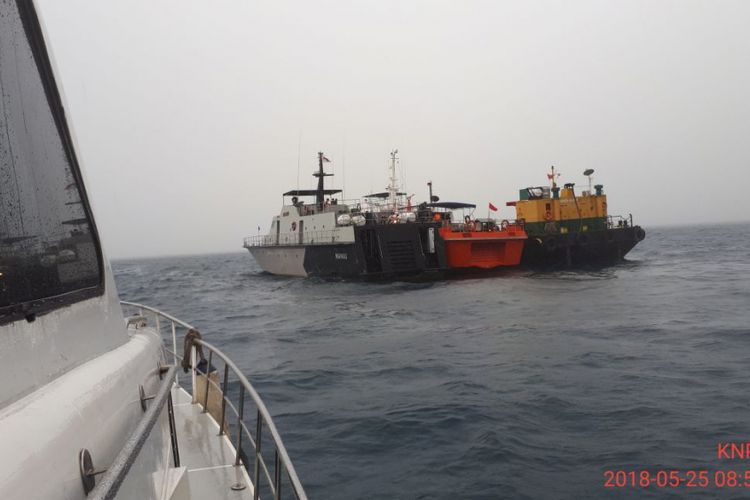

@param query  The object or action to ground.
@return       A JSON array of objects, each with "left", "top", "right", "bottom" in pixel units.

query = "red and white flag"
[
  {"left": 322, "top": 155, "right": 331, "bottom": 163},
  {"left": 488, "top": 202, "right": 498, "bottom": 212}
]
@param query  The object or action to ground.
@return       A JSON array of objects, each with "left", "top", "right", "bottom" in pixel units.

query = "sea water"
[{"left": 114, "top": 223, "right": 750, "bottom": 499}]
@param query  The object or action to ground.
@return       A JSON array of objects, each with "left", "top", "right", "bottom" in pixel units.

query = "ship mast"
[
  {"left": 388, "top": 149, "right": 399, "bottom": 211},
  {"left": 548, "top": 165, "right": 559, "bottom": 189},
  {"left": 313, "top": 152, "right": 333, "bottom": 210}
]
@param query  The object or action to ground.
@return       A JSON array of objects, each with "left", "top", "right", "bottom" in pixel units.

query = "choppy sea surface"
[{"left": 113, "top": 223, "right": 750, "bottom": 499}]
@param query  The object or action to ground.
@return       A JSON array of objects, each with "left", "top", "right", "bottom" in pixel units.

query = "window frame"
[{"left": 0, "top": 1, "right": 105, "bottom": 325}]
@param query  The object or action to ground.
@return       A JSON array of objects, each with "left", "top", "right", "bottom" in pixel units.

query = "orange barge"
[{"left": 427, "top": 202, "right": 527, "bottom": 270}]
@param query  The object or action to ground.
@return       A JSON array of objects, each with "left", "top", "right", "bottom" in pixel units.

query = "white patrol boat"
[
  {"left": 244, "top": 151, "right": 448, "bottom": 279},
  {"left": 0, "top": 2, "right": 306, "bottom": 499}
]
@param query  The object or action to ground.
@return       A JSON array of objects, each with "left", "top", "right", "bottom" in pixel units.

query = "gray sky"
[{"left": 38, "top": 0, "right": 750, "bottom": 259}]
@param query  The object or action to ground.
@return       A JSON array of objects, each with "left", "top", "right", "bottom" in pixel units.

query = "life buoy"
[
  {"left": 500, "top": 219, "right": 509, "bottom": 230},
  {"left": 544, "top": 211, "right": 553, "bottom": 221},
  {"left": 291, "top": 221, "right": 297, "bottom": 231}
]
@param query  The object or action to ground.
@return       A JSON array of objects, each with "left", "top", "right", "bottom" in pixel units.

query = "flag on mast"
[
  {"left": 488, "top": 202, "right": 498, "bottom": 212},
  {"left": 322, "top": 155, "right": 331, "bottom": 163}
]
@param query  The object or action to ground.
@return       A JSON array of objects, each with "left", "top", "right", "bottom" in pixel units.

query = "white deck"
[{"left": 172, "top": 387, "right": 254, "bottom": 500}]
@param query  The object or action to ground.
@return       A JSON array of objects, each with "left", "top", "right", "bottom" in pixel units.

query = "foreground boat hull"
[{"left": 521, "top": 226, "right": 645, "bottom": 267}]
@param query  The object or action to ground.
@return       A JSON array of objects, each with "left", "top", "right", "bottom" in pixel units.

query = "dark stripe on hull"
[
  {"left": 521, "top": 226, "right": 645, "bottom": 268},
  {"left": 250, "top": 223, "right": 449, "bottom": 279},
  {"left": 302, "top": 244, "right": 365, "bottom": 278}
]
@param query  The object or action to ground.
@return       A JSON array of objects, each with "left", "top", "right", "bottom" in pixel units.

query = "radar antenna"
[{"left": 583, "top": 168, "right": 595, "bottom": 193}]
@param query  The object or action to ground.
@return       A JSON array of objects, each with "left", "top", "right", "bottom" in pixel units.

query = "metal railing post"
[
  {"left": 167, "top": 392, "right": 180, "bottom": 468},
  {"left": 190, "top": 345, "right": 198, "bottom": 403},
  {"left": 254, "top": 409, "right": 262, "bottom": 500},
  {"left": 202, "top": 351, "right": 213, "bottom": 412},
  {"left": 171, "top": 321, "right": 178, "bottom": 385},
  {"left": 219, "top": 363, "right": 229, "bottom": 436},
  {"left": 235, "top": 385, "right": 245, "bottom": 467},
  {"left": 274, "top": 449, "right": 282, "bottom": 500}
]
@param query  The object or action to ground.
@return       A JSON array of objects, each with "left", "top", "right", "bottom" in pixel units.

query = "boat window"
[
  {"left": 527, "top": 187, "right": 544, "bottom": 199},
  {"left": 0, "top": 1, "right": 102, "bottom": 322}
]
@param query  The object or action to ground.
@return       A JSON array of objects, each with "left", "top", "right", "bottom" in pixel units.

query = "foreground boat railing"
[{"left": 120, "top": 301, "right": 308, "bottom": 500}]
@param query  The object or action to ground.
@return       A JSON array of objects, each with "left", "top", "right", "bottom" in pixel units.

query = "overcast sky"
[{"left": 37, "top": 0, "right": 750, "bottom": 259}]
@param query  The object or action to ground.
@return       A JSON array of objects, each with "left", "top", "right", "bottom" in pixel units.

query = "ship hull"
[
  {"left": 248, "top": 246, "right": 309, "bottom": 276},
  {"left": 441, "top": 235, "right": 526, "bottom": 269},
  {"left": 247, "top": 223, "right": 448, "bottom": 279},
  {"left": 521, "top": 226, "right": 645, "bottom": 267}
]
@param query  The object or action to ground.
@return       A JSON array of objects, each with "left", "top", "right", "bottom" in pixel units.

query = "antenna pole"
[
  {"left": 342, "top": 135, "right": 346, "bottom": 200},
  {"left": 296, "top": 131, "right": 302, "bottom": 191},
  {"left": 388, "top": 149, "right": 399, "bottom": 212}
]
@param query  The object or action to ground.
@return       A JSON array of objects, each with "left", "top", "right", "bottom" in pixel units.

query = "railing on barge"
[
  {"left": 607, "top": 214, "right": 634, "bottom": 229},
  {"left": 120, "top": 301, "right": 308, "bottom": 500}
]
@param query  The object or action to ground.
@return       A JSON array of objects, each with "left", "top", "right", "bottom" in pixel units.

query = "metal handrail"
[
  {"left": 120, "top": 301, "right": 308, "bottom": 500},
  {"left": 191, "top": 337, "right": 307, "bottom": 500},
  {"left": 607, "top": 214, "right": 634, "bottom": 229},
  {"left": 88, "top": 366, "right": 177, "bottom": 500},
  {"left": 243, "top": 229, "right": 349, "bottom": 248}
]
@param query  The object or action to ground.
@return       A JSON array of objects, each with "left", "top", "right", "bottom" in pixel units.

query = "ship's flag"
[
  {"left": 488, "top": 202, "right": 498, "bottom": 212},
  {"left": 322, "top": 156, "right": 331, "bottom": 162}
]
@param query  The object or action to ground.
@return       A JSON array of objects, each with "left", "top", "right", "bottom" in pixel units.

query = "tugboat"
[
  {"left": 244, "top": 151, "right": 448, "bottom": 278},
  {"left": 509, "top": 167, "right": 646, "bottom": 267}
]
